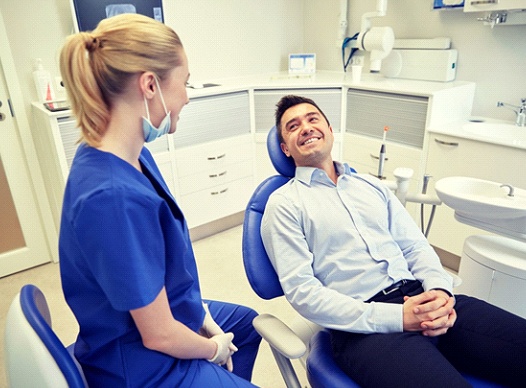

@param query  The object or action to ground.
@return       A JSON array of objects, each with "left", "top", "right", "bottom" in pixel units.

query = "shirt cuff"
[
  {"left": 371, "top": 302, "right": 404, "bottom": 333},
  {"left": 422, "top": 277, "right": 454, "bottom": 297}
]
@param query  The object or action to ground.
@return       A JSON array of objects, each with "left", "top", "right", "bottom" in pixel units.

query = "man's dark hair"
[{"left": 274, "top": 95, "right": 331, "bottom": 144}]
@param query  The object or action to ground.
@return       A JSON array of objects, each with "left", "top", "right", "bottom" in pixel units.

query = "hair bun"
[{"left": 86, "top": 35, "right": 102, "bottom": 52}]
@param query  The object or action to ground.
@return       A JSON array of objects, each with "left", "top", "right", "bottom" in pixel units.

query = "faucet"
[{"left": 497, "top": 98, "right": 526, "bottom": 127}]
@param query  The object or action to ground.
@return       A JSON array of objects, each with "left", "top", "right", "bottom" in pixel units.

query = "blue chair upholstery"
[
  {"left": 243, "top": 126, "right": 502, "bottom": 388},
  {"left": 4, "top": 284, "right": 87, "bottom": 388}
]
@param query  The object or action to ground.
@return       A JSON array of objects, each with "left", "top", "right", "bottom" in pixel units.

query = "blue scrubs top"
[{"left": 59, "top": 144, "right": 205, "bottom": 386}]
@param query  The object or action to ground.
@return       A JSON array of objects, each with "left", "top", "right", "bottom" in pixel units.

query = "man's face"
[{"left": 280, "top": 103, "right": 334, "bottom": 168}]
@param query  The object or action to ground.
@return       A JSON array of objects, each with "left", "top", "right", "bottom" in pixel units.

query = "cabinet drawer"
[
  {"left": 180, "top": 176, "right": 255, "bottom": 228},
  {"left": 177, "top": 162, "right": 253, "bottom": 196},
  {"left": 174, "top": 135, "right": 253, "bottom": 177}
]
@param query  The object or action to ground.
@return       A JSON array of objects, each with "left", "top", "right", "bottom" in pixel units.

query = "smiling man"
[{"left": 260, "top": 94, "right": 526, "bottom": 388}]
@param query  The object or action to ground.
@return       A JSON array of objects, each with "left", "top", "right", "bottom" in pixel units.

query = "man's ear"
[{"left": 280, "top": 142, "right": 291, "bottom": 157}]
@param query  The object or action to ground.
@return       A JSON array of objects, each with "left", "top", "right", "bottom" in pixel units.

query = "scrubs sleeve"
[{"left": 72, "top": 186, "right": 165, "bottom": 311}]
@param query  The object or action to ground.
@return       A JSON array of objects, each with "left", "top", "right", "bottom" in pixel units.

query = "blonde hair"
[{"left": 60, "top": 13, "right": 183, "bottom": 146}]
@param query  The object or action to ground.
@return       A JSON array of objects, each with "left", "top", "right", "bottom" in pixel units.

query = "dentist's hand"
[
  {"left": 208, "top": 332, "right": 238, "bottom": 370},
  {"left": 200, "top": 303, "right": 223, "bottom": 338},
  {"left": 200, "top": 303, "right": 236, "bottom": 371}
]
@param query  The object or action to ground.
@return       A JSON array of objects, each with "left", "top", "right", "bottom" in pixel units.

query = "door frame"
[{"left": 0, "top": 9, "right": 58, "bottom": 263}]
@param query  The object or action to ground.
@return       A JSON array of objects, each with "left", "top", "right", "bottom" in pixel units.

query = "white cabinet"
[
  {"left": 456, "top": 235, "right": 526, "bottom": 319},
  {"left": 174, "top": 135, "right": 255, "bottom": 228},
  {"left": 344, "top": 90, "right": 428, "bottom": 219},
  {"left": 172, "top": 91, "right": 254, "bottom": 228},
  {"left": 464, "top": 0, "right": 526, "bottom": 12},
  {"left": 425, "top": 132, "right": 526, "bottom": 255}
]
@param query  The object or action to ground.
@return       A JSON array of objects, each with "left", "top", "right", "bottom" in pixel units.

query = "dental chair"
[
  {"left": 242, "top": 125, "right": 504, "bottom": 388},
  {"left": 4, "top": 284, "right": 87, "bottom": 388}
]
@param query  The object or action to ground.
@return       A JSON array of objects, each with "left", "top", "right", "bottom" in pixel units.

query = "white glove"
[
  {"left": 201, "top": 302, "right": 237, "bottom": 371},
  {"left": 200, "top": 302, "right": 223, "bottom": 338},
  {"left": 208, "top": 332, "right": 238, "bottom": 371}
]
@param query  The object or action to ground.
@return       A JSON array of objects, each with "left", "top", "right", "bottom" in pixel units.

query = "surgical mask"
[{"left": 142, "top": 78, "right": 171, "bottom": 143}]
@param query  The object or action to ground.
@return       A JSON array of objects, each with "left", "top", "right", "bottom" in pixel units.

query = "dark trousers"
[{"left": 330, "top": 281, "right": 526, "bottom": 388}]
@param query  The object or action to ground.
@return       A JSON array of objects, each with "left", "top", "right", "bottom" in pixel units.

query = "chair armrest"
[{"left": 253, "top": 314, "right": 307, "bottom": 359}]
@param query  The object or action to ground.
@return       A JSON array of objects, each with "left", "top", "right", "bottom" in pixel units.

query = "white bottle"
[{"left": 33, "top": 58, "right": 55, "bottom": 103}]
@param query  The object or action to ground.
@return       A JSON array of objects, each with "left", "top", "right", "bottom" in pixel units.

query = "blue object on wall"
[{"left": 433, "top": 0, "right": 464, "bottom": 9}]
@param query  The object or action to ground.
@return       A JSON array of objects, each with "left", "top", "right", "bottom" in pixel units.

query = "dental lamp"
[{"left": 356, "top": 0, "right": 395, "bottom": 72}]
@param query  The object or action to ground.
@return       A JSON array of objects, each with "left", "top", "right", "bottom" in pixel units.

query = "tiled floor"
[{"left": 0, "top": 225, "right": 308, "bottom": 388}]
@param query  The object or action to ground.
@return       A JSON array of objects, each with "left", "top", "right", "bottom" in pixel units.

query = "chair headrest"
[{"left": 267, "top": 126, "right": 296, "bottom": 178}]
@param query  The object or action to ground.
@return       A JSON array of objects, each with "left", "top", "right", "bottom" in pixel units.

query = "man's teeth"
[{"left": 304, "top": 138, "right": 319, "bottom": 145}]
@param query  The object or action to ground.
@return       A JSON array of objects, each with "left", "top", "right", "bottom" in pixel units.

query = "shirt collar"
[{"left": 295, "top": 161, "right": 353, "bottom": 186}]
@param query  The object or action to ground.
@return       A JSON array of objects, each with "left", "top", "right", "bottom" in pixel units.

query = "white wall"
[
  {"left": 1, "top": 0, "right": 525, "bottom": 127},
  {"left": 305, "top": 0, "right": 526, "bottom": 120},
  {"left": 0, "top": 0, "right": 304, "bottom": 116}
]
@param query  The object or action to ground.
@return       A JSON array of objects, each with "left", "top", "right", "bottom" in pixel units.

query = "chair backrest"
[
  {"left": 4, "top": 284, "right": 87, "bottom": 388},
  {"left": 242, "top": 126, "right": 296, "bottom": 300}
]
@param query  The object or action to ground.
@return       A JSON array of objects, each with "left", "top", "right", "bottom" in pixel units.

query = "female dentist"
[{"left": 58, "top": 13, "right": 261, "bottom": 387}]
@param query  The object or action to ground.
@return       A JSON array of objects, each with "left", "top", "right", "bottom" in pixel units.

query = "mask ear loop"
[
  {"left": 143, "top": 95, "right": 151, "bottom": 121},
  {"left": 153, "top": 77, "right": 169, "bottom": 115}
]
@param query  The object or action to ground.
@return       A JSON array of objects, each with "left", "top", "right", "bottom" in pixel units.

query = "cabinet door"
[
  {"left": 343, "top": 134, "right": 423, "bottom": 221},
  {"left": 174, "top": 91, "right": 250, "bottom": 148},
  {"left": 455, "top": 253, "right": 493, "bottom": 300},
  {"left": 489, "top": 271, "right": 526, "bottom": 319},
  {"left": 426, "top": 133, "right": 526, "bottom": 255},
  {"left": 346, "top": 90, "right": 428, "bottom": 149}
]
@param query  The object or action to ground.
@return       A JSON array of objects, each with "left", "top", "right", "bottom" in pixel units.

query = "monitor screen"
[{"left": 69, "top": 0, "right": 163, "bottom": 32}]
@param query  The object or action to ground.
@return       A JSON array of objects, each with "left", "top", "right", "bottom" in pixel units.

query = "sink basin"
[
  {"left": 435, "top": 176, "right": 526, "bottom": 241},
  {"left": 462, "top": 121, "right": 526, "bottom": 143}
]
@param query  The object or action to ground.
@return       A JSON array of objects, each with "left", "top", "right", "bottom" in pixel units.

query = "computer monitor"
[{"left": 69, "top": 0, "right": 164, "bottom": 32}]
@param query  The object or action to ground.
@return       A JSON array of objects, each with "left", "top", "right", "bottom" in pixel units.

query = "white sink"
[
  {"left": 462, "top": 121, "right": 526, "bottom": 143},
  {"left": 435, "top": 176, "right": 526, "bottom": 241}
]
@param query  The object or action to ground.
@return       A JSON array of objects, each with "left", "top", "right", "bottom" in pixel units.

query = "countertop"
[
  {"left": 428, "top": 117, "right": 526, "bottom": 150},
  {"left": 186, "top": 70, "right": 476, "bottom": 99}
]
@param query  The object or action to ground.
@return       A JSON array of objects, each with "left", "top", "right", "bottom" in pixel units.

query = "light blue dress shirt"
[{"left": 261, "top": 162, "right": 453, "bottom": 334}]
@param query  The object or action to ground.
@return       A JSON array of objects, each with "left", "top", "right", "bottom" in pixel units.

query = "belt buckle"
[
  {"left": 382, "top": 286, "right": 400, "bottom": 295},
  {"left": 382, "top": 279, "right": 406, "bottom": 295}
]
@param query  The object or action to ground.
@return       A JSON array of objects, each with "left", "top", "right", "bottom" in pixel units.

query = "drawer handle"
[
  {"left": 434, "top": 138, "right": 459, "bottom": 147},
  {"left": 211, "top": 188, "right": 229, "bottom": 195},
  {"left": 207, "top": 153, "right": 226, "bottom": 161},
  {"left": 209, "top": 171, "right": 227, "bottom": 178},
  {"left": 370, "top": 153, "right": 388, "bottom": 161}
]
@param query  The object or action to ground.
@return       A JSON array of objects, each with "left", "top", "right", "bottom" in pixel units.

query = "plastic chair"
[
  {"left": 242, "top": 125, "right": 504, "bottom": 388},
  {"left": 4, "top": 284, "right": 87, "bottom": 388}
]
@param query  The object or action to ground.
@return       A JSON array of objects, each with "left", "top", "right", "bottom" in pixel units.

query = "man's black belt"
[{"left": 382, "top": 279, "right": 410, "bottom": 295}]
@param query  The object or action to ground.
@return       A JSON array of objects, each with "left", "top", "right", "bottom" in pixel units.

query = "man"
[{"left": 261, "top": 95, "right": 526, "bottom": 387}]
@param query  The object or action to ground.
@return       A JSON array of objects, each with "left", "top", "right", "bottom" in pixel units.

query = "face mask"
[{"left": 142, "top": 78, "right": 171, "bottom": 143}]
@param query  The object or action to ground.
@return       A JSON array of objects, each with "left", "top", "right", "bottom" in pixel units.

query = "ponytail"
[{"left": 59, "top": 14, "right": 183, "bottom": 146}]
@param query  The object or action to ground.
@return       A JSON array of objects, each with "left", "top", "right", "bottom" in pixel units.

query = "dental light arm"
[{"left": 357, "top": 0, "right": 395, "bottom": 72}]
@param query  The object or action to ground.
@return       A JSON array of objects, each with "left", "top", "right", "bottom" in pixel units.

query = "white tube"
[{"left": 339, "top": 0, "right": 348, "bottom": 41}]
